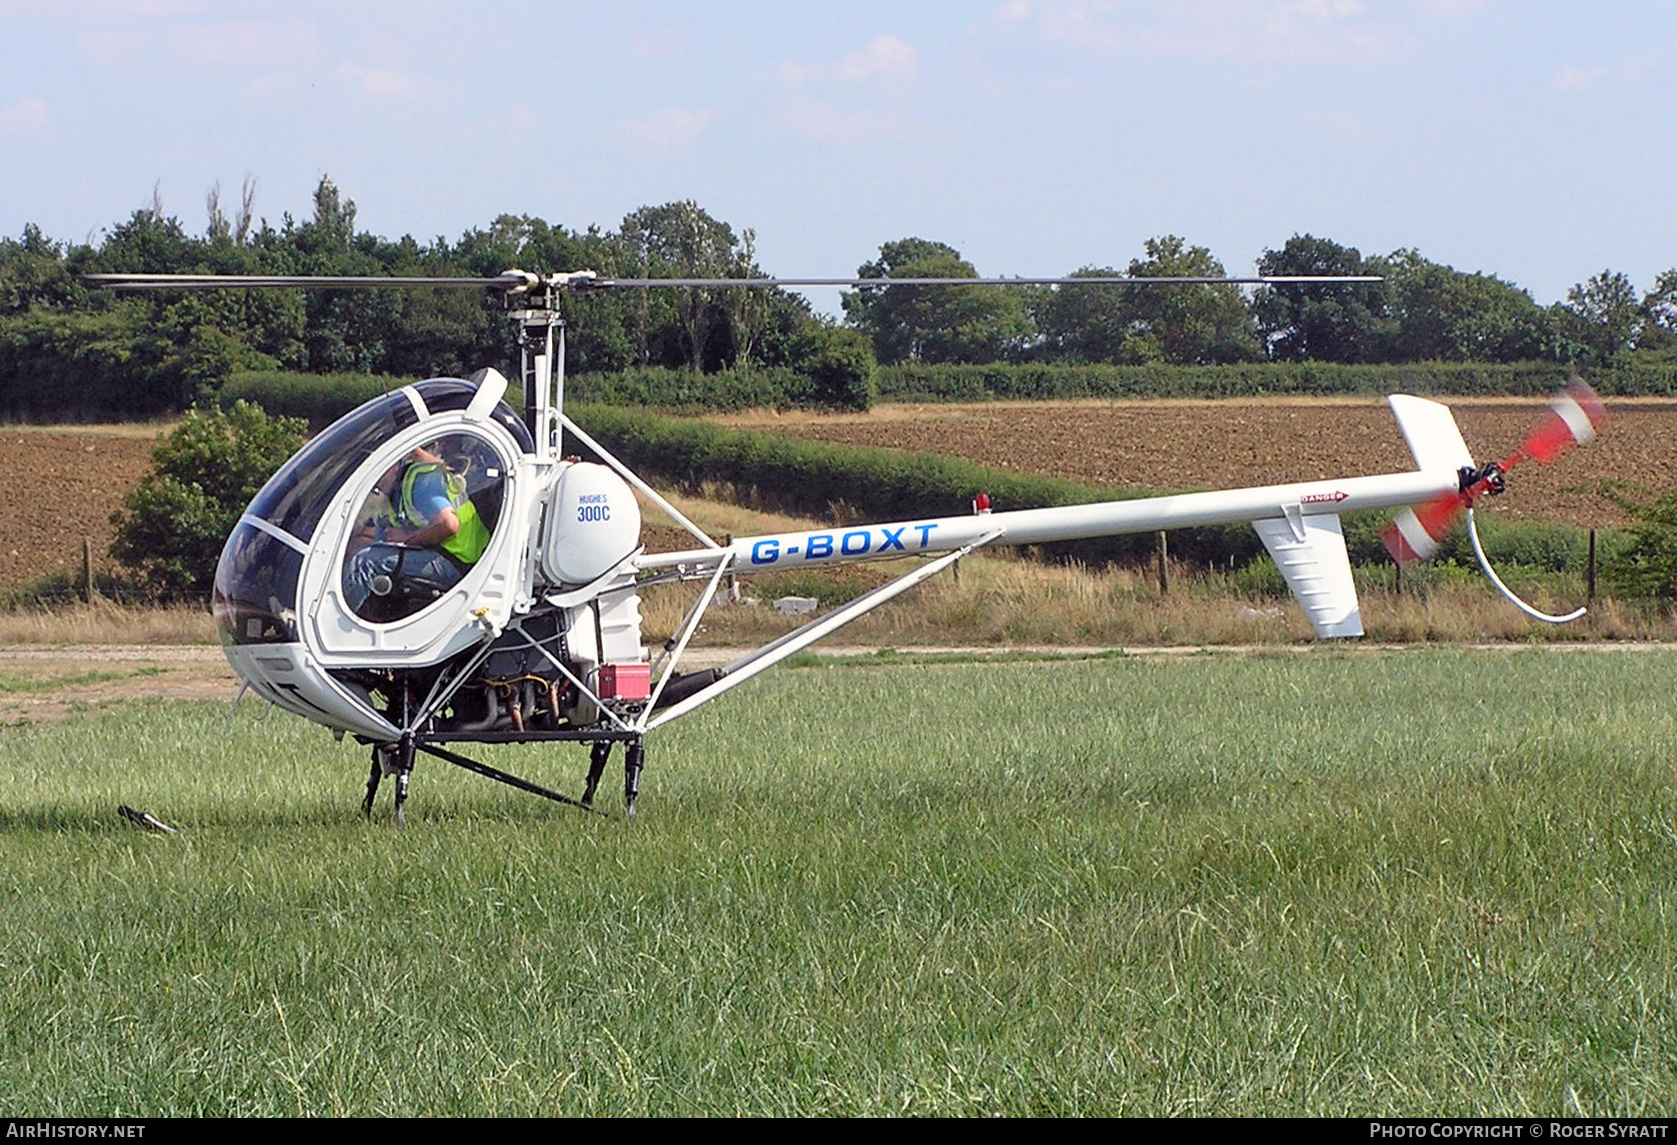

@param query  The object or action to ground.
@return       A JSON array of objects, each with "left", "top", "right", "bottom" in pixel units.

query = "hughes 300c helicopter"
[{"left": 87, "top": 270, "right": 1606, "bottom": 822}]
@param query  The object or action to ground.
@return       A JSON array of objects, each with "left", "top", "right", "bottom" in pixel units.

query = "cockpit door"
[{"left": 303, "top": 416, "right": 526, "bottom": 662}]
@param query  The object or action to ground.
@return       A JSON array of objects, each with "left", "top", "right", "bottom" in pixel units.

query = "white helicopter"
[{"left": 86, "top": 270, "right": 1605, "bottom": 821}]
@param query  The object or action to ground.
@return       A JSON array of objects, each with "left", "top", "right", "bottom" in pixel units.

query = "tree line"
[{"left": 1, "top": 175, "right": 1673, "bottom": 419}]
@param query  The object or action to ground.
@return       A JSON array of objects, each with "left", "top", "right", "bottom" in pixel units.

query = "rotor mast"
[{"left": 508, "top": 281, "right": 565, "bottom": 461}]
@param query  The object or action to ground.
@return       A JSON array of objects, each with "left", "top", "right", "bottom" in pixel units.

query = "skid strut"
[
  {"left": 364, "top": 738, "right": 417, "bottom": 824},
  {"left": 416, "top": 742, "right": 604, "bottom": 815},
  {"left": 582, "top": 740, "right": 612, "bottom": 807},
  {"left": 624, "top": 740, "right": 646, "bottom": 820}
]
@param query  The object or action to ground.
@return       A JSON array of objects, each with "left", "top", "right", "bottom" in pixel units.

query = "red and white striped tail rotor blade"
[
  {"left": 1524, "top": 377, "right": 1608, "bottom": 465},
  {"left": 1382, "top": 491, "right": 1467, "bottom": 565},
  {"left": 1384, "top": 377, "right": 1605, "bottom": 567}
]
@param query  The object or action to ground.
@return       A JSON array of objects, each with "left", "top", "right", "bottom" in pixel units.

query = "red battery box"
[{"left": 598, "top": 663, "right": 651, "bottom": 701}]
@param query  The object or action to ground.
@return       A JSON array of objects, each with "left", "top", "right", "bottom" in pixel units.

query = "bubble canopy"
[{"left": 212, "top": 381, "right": 533, "bottom": 647}]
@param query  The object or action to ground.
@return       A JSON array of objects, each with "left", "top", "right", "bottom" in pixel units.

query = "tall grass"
[
  {"left": 638, "top": 491, "right": 1674, "bottom": 647},
  {"left": 0, "top": 599, "right": 212, "bottom": 644},
  {"left": 2, "top": 650, "right": 1674, "bottom": 1115}
]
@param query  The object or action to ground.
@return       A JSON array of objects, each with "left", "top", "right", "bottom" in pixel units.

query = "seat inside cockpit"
[{"left": 341, "top": 431, "right": 510, "bottom": 624}]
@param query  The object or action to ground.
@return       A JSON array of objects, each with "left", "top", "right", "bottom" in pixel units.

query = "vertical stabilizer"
[
  {"left": 1254, "top": 511, "right": 1363, "bottom": 638},
  {"left": 1388, "top": 395, "right": 1474, "bottom": 474}
]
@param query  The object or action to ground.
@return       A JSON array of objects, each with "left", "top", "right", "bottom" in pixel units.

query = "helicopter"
[{"left": 85, "top": 269, "right": 1606, "bottom": 822}]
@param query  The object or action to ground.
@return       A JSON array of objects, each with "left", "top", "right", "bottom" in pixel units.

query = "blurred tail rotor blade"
[
  {"left": 1381, "top": 376, "right": 1607, "bottom": 567},
  {"left": 1523, "top": 376, "right": 1608, "bottom": 465},
  {"left": 1382, "top": 491, "right": 1466, "bottom": 565}
]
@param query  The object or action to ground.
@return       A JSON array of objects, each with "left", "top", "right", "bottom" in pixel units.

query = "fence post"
[
  {"left": 83, "top": 538, "right": 96, "bottom": 604},
  {"left": 1156, "top": 531, "right": 1169, "bottom": 596},
  {"left": 1587, "top": 528, "right": 1597, "bottom": 603}
]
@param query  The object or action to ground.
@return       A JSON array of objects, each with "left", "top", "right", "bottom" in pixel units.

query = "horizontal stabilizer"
[{"left": 1255, "top": 511, "right": 1363, "bottom": 639}]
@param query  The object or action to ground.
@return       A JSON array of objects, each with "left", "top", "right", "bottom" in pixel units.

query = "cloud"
[
  {"left": 774, "top": 97, "right": 875, "bottom": 143},
  {"left": 619, "top": 106, "right": 716, "bottom": 151},
  {"left": 1553, "top": 66, "right": 1606, "bottom": 93},
  {"left": 632, "top": 34, "right": 685, "bottom": 61},
  {"left": 71, "top": 12, "right": 320, "bottom": 72},
  {"left": 1018, "top": 0, "right": 1414, "bottom": 65},
  {"left": 335, "top": 63, "right": 419, "bottom": 99},
  {"left": 782, "top": 34, "right": 919, "bottom": 86},
  {"left": 75, "top": 26, "right": 153, "bottom": 63},
  {"left": 0, "top": 0, "right": 204, "bottom": 15},
  {"left": 1305, "top": 106, "right": 1391, "bottom": 145},
  {"left": 772, "top": 36, "right": 916, "bottom": 145},
  {"left": 0, "top": 97, "right": 48, "bottom": 135},
  {"left": 176, "top": 20, "right": 319, "bottom": 67},
  {"left": 835, "top": 35, "right": 918, "bottom": 81}
]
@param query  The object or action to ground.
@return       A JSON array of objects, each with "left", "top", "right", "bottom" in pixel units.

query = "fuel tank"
[{"left": 540, "top": 461, "right": 641, "bottom": 586}]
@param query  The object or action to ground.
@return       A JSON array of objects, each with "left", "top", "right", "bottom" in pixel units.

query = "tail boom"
[
  {"left": 634, "top": 395, "right": 1471, "bottom": 642},
  {"left": 638, "top": 468, "right": 1460, "bottom": 575}
]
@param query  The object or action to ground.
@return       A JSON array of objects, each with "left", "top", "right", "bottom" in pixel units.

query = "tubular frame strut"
[{"left": 414, "top": 741, "right": 610, "bottom": 815}]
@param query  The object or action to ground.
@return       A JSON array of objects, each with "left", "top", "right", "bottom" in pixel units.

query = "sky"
[{"left": 1, "top": 0, "right": 1673, "bottom": 315}]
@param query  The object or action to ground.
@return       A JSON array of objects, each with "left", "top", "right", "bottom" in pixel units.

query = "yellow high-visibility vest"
[{"left": 389, "top": 463, "right": 491, "bottom": 565}]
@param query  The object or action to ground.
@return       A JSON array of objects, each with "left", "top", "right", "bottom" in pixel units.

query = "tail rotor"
[{"left": 1382, "top": 376, "right": 1606, "bottom": 566}]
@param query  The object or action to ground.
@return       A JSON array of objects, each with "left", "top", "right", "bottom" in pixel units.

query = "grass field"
[{"left": 2, "top": 648, "right": 1675, "bottom": 1116}]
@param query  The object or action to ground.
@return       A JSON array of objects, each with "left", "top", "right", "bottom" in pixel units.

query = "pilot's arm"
[
  {"left": 394, "top": 464, "right": 465, "bottom": 548},
  {"left": 401, "top": 506, "right": 460, "bottom": 549}
]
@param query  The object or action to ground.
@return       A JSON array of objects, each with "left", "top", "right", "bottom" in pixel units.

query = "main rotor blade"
[
  {"left": 592, "top": 274, "right": 1384, "bottom": 288},
  {"left": 82, "top": 273, "right": 531, "bottom": 291},
  {"left": 84, "top": 271, "right": 1384, "bottom": 293}
]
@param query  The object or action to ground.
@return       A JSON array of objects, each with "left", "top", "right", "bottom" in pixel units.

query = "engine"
[
  {"left": 431, "top": 592, "right": 649, "bottom": 733},
  {"left": 434, "top": 459, "right": 650, "bottom": 733}
]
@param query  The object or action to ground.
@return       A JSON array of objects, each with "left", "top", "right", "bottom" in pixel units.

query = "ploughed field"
[
  {"left": 0, "top": 427, "right": 157, "bottom": 590},
  {"left": 5, "top": 397, "right": 1671, "bottom": 590},
  {"left": 716, "top": 396, "right": 1671, "bottom": 530}
]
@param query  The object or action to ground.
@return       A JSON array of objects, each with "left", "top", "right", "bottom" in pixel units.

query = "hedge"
[
  {"left": 876, "top": 359, "right": 1677, "bottom": 402},
  {"left": 569, "top": 404, "right": 1619, "bottom": 576},
  {"left": 207, "top": 375, "right": 1616, "bottom": 575},
  {"left": 569, "top": 403, "right": 1263, "bottom": 568}
]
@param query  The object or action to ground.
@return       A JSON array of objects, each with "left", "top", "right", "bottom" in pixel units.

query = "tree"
[
  {"left": 1030, "top": 266, "right": 1140, "bottom": 363},
  {"left": 0, "top": 224, "right": 82, "bottom": 314},
  {"left": 841, "top": 238, "right": 1031, "bottom": 365},
  {"left": 1379, "top": 249, "right": 1548, "bottom": 362},
  {"left": 1253, "top": 234, "right": 1391, "bottom": 362},
  {"left": 1638, "top": 268, "right": 1677, "bottom": 357},
  {"left": 1604, "top": 485, "right": 1677, "bottom": 603},
  {"left": 620, "top": 201, "right": 749, "bottom": 371},
  {"left": 94, "top": 208, "right": 199, "bottom": 276},
  {"left": 1563, "top": 269, "right": 1641, "bottom": 364},
  {"left": 1118, "top": 236, "right": 1260, "bottom": 365},
  {"left": 110, "top": 402, "right": 306, "bottom": 594},
  {"left": 792, "top": 322, "right": 877, "bottom": 410}
]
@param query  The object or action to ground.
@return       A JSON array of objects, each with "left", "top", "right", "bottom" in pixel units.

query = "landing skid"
[{"left": 362, "top": 731, "right": 644, "bottom": 823}]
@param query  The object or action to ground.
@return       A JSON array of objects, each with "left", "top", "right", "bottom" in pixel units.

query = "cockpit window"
[
  {"left": 212, "top": 523, "right": 304, "bottom": 646},
  {"left": 245, "top": 391, "right": 420, "bottom": 544},
  {"left": 341, "top": 430, "right": 508, "bottom": 624}
]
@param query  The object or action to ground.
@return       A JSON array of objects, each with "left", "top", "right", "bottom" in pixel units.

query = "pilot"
[{"left": 343, "top": 439, "right": 491, "bottom": 616}]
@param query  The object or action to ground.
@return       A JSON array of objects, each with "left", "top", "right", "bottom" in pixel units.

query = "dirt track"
[
  {"left": 7, "top": 396, "right": 1671, "bottom": 593},
  {"left": 3, "top": 642, "right": 1669, "bottom": 727}
]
